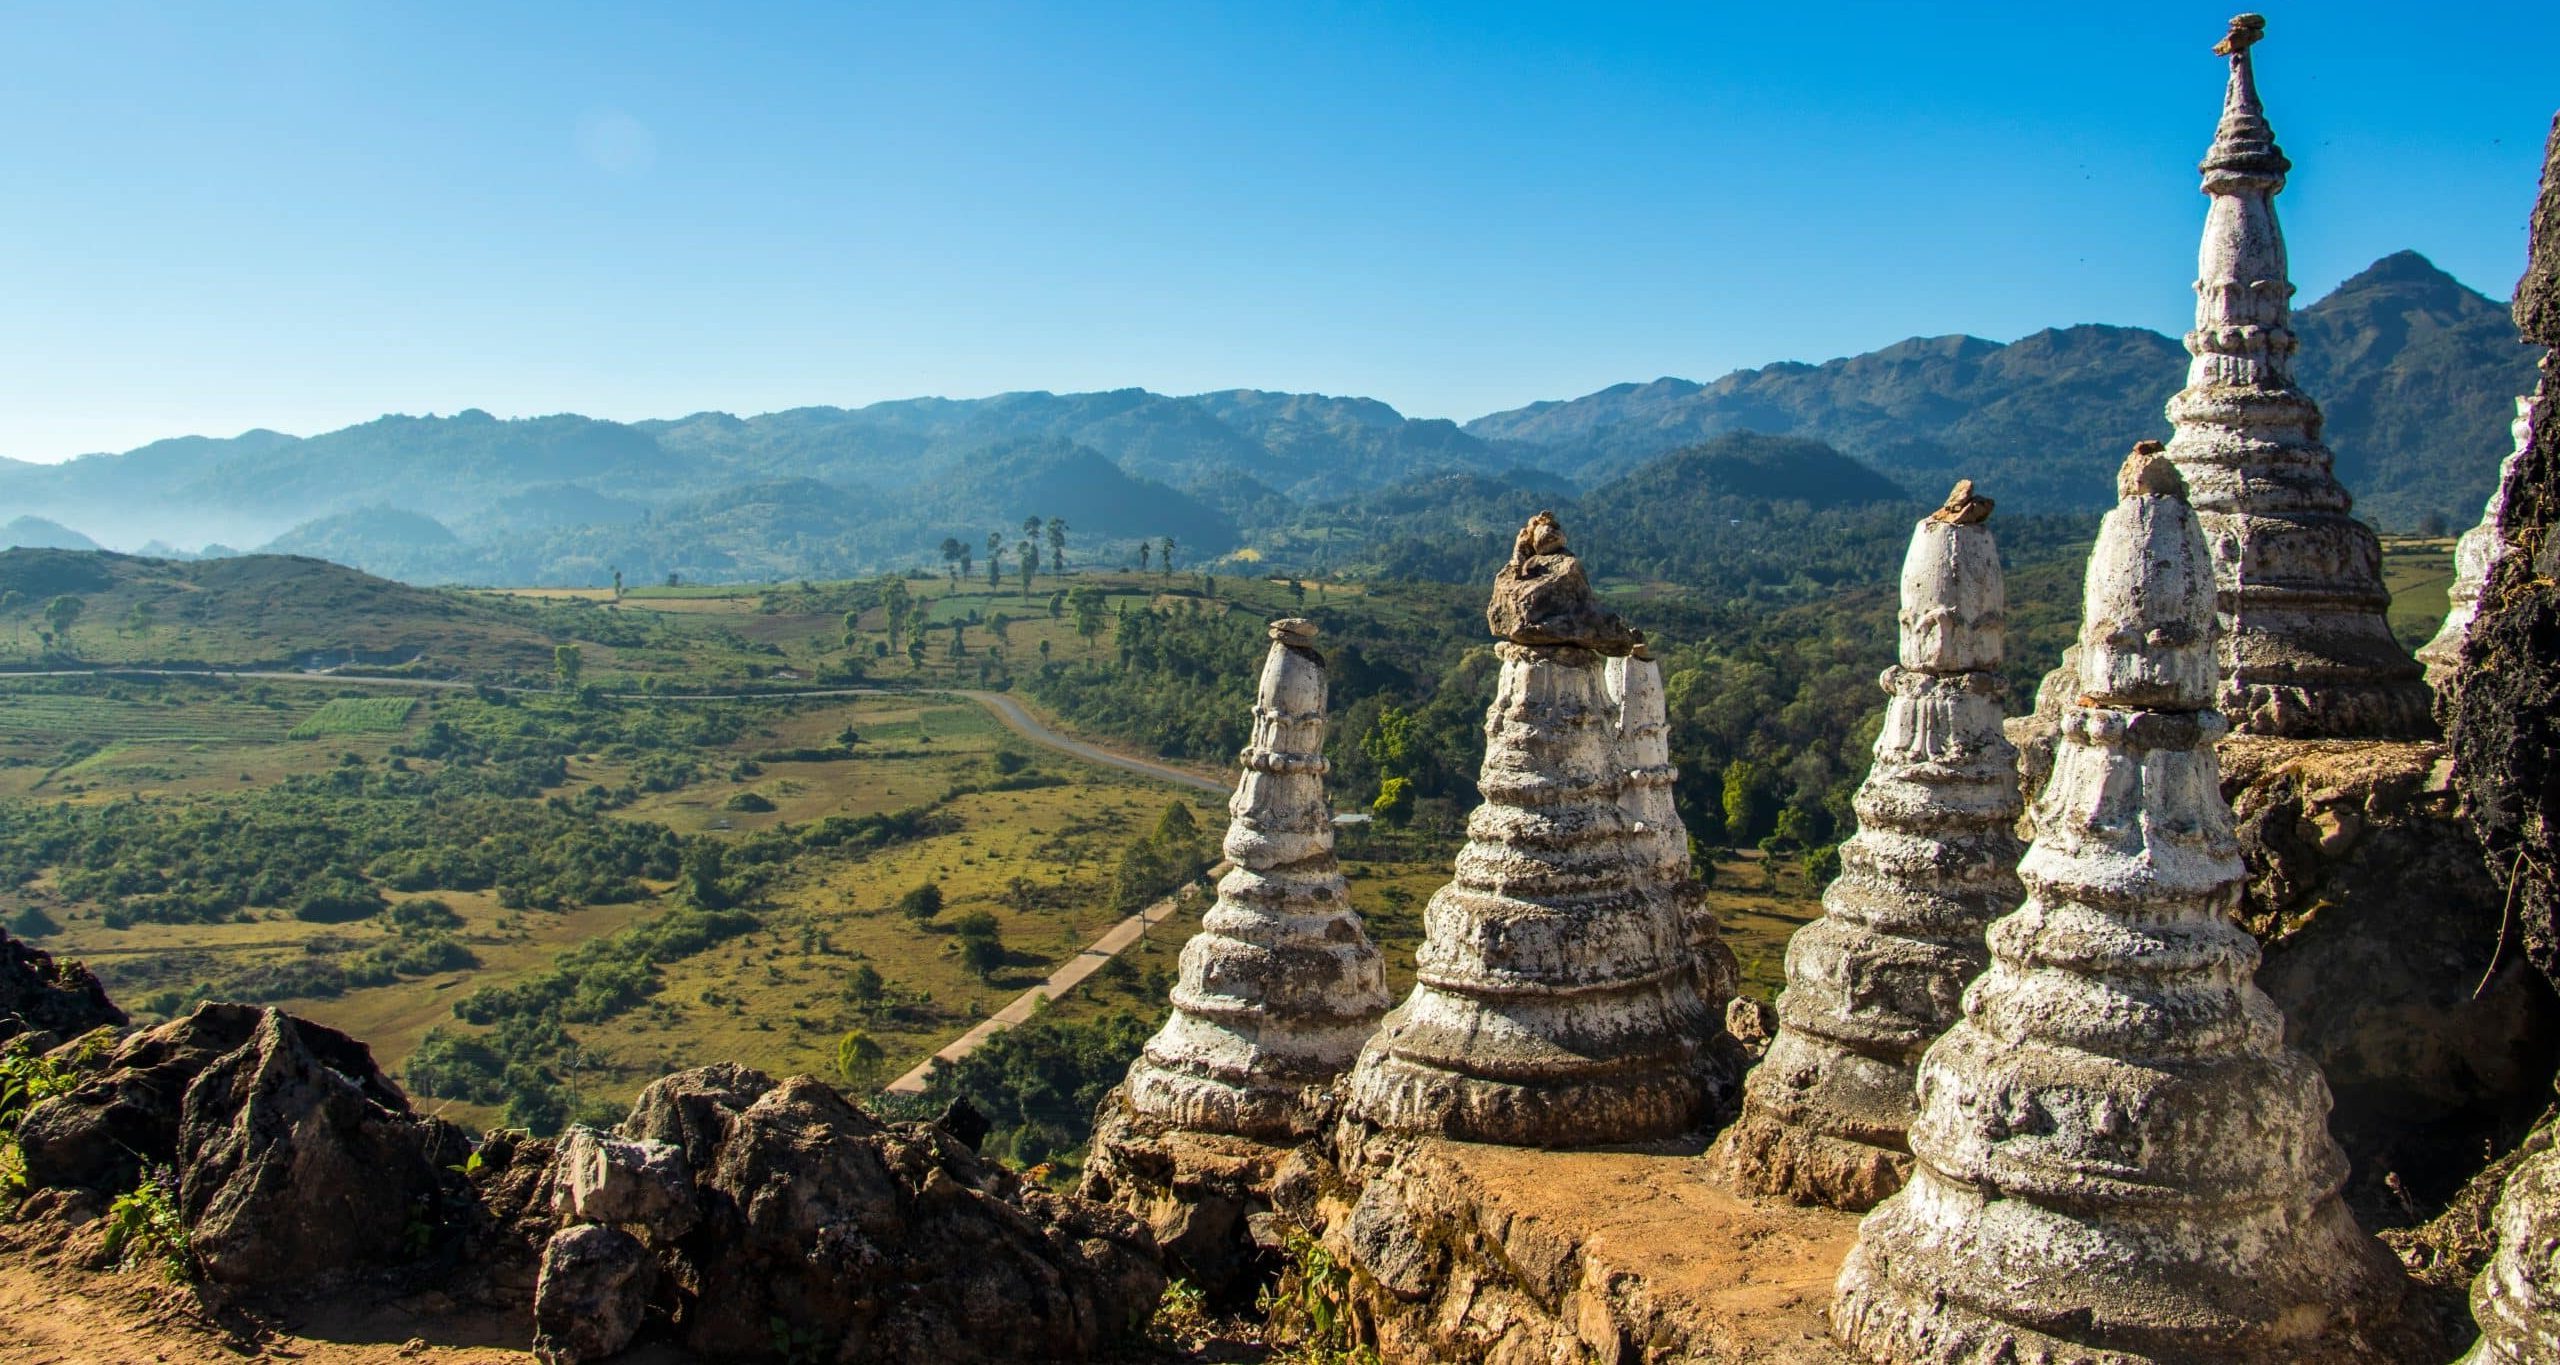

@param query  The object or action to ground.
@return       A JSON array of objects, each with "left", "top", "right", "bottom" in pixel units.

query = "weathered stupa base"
[
  {"left": 1707, "top": 1106, "right": 1909, "bottom": 1214},
  {"left": 1081, "top": 1085, "right": 1298, "bottom": 1304},
  {"left": 1341, "top": 1039, "right": 1711, "bottom": 1149},
  {"left": 1834, "top": 1171, "right": 2439, "bottom": 1365},
  {"left": 1286, "top": 1127, "right": 1858, "bottom": 1363}
]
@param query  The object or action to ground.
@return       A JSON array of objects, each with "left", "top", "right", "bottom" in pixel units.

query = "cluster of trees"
[
  {"left": 914, "top": 1010, "right": 1155, "bottom": 1166},
  {"left": 935, "top": 517, "right": 1075, "bottom": 590},
  {"left": 1111, "top": 801, "right": 1215, "bottom": 912}
]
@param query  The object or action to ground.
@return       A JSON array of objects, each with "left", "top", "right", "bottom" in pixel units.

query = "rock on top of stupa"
[{"left": 1485, "top": 512, "right": 1644, "bottom": 654}]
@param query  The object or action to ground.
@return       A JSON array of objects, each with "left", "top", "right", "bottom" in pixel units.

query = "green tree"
[
  {"left": 835, "top": 1029, "right": 886, "bottom": 1089},
  {"left": 552, "top": 644, "right": 583, "bottom": 691},
  {"left": 0, "top": 590, "right": 20, "bottom": 650},
  {"left": 681, "top": 842, "right": 732, "bottom": 910},
  {"left": 841, "top": 610, "right": 863, "bottom": 651},
  {"left": 1372, "top": 775, "right": 1415, "bottom": 828},
  {"left": 897, "top": 881, "right": 944, "bottom": 921},
  {"left": 1070, "top": 585, "right": 1108, "bottom": 653},
  {"left": 1047, "top": 590, "right": 1066, "bottom": 620},
  {"left": 1046, "top": 517, "right": 1068, "bottom": 574},
  {"left": 1159, "top": 536, "right": 1176, "bottom": 575},
  {"left": 41, "top": 595, "right": 82, "bottom": 654},
  {"left": 953, "top": 912, "right": 1005, "bottom": 982},
  {"left": 847, "top": 962, "right": 886, "bottom": 1004},
  {"left": 940, "top": 537, "right": 964, "bottom": 584},
  {"left": 1721, "top": 760, "right": 1777, "bottom": 846},
  {"left": 986, "top": 540, "right": 1004, "bottom": 589},
  {"left": 121, "top": 600, "right": 156, "bottom": 638},
  {"left": 1138, "top": 541, "right": 1151, "bottom": 573},
  {"left": 1019, "top": 539, "right": 1036, "bottom": 595},
  {"left": 879, "top": 575, "right": 912, "bottom": 642},
  {"left": 610, "top": 566, "right": 624, "bottom": 600}
]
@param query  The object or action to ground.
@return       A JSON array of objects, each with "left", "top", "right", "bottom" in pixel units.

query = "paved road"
[
  {"left": 881, "top": 865, "right": 1227, "bottom": 1096},
  {"left": 957, "top": 689, "right": 1230, "bottom": 797}
]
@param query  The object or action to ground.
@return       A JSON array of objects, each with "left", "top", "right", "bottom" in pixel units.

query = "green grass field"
[{"left": 287, "top": 695, "right": 418, "bottom": 739}]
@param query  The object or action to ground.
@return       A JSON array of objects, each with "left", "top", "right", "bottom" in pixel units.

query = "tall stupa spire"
[
  {"left": 1710, "top": 482, "right": 2022, "bottom": 1211},
  {"left": 2165, "top": 13, "right": 2432, "bottom": 737},
  {"left": 1119, "top": 619, "right": 1390, "bottom": 1139},
  {"left": 1831, "top": 447, "right": 2433, "bottom": 1364}
]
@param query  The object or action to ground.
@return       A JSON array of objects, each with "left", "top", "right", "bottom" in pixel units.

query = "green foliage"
[
  {"left": 1370, "top": 776, "right": 1414, "bottom": 828},
  {"left": 918, "top": 1010, "right": 1152, "bottom": 1166},
  {"left": 286, "top": 695, "right": 416, "bottom": 739},
  {"left": 103, "top": 1170, "right": 193, "bottom": 1282},
  {"left": 0, "top": 1035, "right": 91, "bottom": 1195},
  {"left": 1112, "top": 801, "right": 1212, "bottom": 912},
  {"left": 1258, "top": 1227, "right": 1379, "bottom": 1365},
  {"left": 897, "top": 880, "right": 945, "bottom": 921},
  {"left": 1151, "top": 1279, "right": 1217, "bottom": 1353},
  {"left": 835, "top": 1029, "right": 886, "bottom": 1089},
  {"left": 723, "top": 790, "right": 777, "bottom": 813}
]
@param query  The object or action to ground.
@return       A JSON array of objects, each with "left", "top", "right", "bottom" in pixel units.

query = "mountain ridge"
[{"left": 0, "top": 250, "right": 2534, "bottom": 583}]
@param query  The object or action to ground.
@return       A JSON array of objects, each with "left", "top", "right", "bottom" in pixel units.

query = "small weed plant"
[
  {"left": 102, "top": 1168, "right": 193, "bottom": 1282},
  {"left": 1259, "top": 1227, "right": 1380, "bottom": 1365},
  {"left": 1150, "top": 1277, "right": 1215, "bottom": 1352}
]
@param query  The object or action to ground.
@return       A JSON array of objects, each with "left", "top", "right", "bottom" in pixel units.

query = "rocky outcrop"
[
  {"left": 1120, "top": 618, "right": 1387, "bottom": 1140},
  {"left": 0, "top": 925, "right": 125, "bottom": 1050},
  {"left": 176, "top": 1009, "right": 473, "bottom": 1288},
  {"left": 1342, "top": 515, "right": 1729, "bottom": 1146},
  {"left": 19, "top": 1002, "right": 420, "bottom": 1194},
  {"left": 543, "top": 1065, "right": 1163, "bottom": 1363},
  {"left": 13, "top": 1003, "right": 470, "bottom": 1291},
  {"left": 1713, "top": 492, "right": 2022, "bottom": 1211},
  {"left": 2422, "top": 396, "right": 2539, "bottom": 692},
  {"left": 2223, "top": 738, "right": 2559, "bottom": 1210},
  {"left": 2458, "top": 1114, "right": 2560, "bottom": 1363},
  {"left": 2160, "top": 16, "right": 2432, "bottom": 738},
  {"left": 2447, "top": 114, "right": 2560, "bottom": 995},
  {"left": 1080, "top": 1093, "right": 1292, "bottom": 1304},
  {"left": 1832, "top": 446, "right": 2436, "bottom": 1363}
]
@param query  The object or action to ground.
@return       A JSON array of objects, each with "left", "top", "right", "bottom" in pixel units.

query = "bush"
[
  {"left": 293, "top": 878, "right": 388, "bottom": 924},
  {"left": 722, "top": 791, "right": 776, "bottom": 813},
  {"left": 897, "top": 881, "right": 944, "bottom": 921}
]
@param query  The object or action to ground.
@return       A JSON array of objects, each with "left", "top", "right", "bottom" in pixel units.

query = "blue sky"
[{"left": 2, "top": 2, "right": 2553, "bottom": 463}]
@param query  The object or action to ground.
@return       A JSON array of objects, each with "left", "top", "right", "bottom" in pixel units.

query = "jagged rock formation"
[
  {"left": 1119, "top": 618, "right": 1388, "bottom": 1139},
  {"left": 1832, "top": 446, "right": 2434, "bottom": 1363},
  {"left": 2443, "top": 110, "right": 2560, "bottom": 1365},
  {"left": 2448, "top": 114, "right": 2560, "bottom": 994},
  {"left": 1342, "top": 514, "right": 1729, "bottom": 1145},
  {"left": 2421, "top": 395, "right": 2539, "bottom": 692},
  {"left": 2163, "top": 15, "right": 2432, "bottom": 737},
  {"left": 1712, "top": 491, "right": 2022, "bottom": 1211},
  {"left": 16, "top": 1003, "right": 471, "bottom": 1289},
  {"left": 575, "top": 1065, "right": 1163, "bottom": 1362},
  {"left": 0, "top": 925, "right": 125, "bottom": 1049}
]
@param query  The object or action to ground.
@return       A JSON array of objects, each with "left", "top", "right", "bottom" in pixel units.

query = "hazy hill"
[
  {"left": 1467, "top": 252, "right": 2540, "bottom": 525},
  {"left": 0, "top": 548, "right": 555, "bottom": 673},
  {"left": 2, "top": 516, "right": 100, "bottom": 551},
  {"left": 0, "top": 250, "right": 2531, "bottom": 583}
]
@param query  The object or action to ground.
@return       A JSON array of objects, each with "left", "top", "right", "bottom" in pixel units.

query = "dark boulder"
[
  {"left": 533, "top": 1224, "right": 654, "bottom": 1364},
  {"left": 19, "top": 1002, "right": 271, "bottom": 1190},
  {"left": 176, "top": 1008, "right": 471, "bottom": 1287},
  {"left": 0, "top": 924, "right": 125, "bottom": 1050}
]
